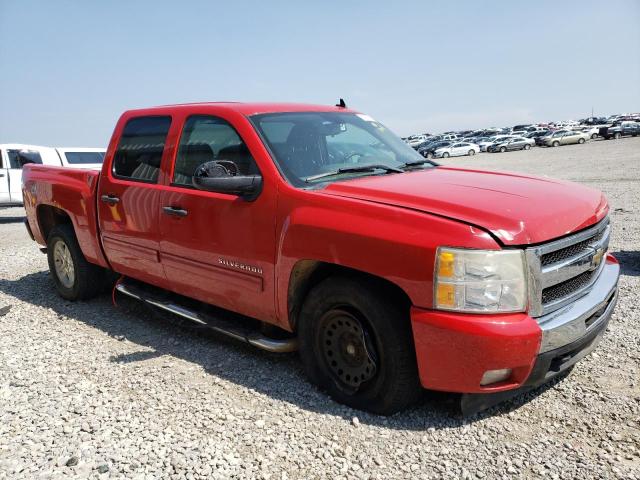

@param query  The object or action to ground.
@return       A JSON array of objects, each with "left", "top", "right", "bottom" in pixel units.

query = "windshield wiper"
[
  {"left": 305, "top": 164, "right": 403, "bottom": 183},
  {"left": 400, "top": 159, "right": 438, "bottom": 168}
]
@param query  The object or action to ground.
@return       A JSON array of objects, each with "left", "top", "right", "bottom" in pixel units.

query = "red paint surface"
[
  {"left": 410, "top": 308, "right": 541, "bottom": 392},
  {"left": 21, "top": 102, "right": 610, "bottom": 393}
]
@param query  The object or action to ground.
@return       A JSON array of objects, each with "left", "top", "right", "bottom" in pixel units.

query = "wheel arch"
[
  {"left": 36, "top": 204, "right": 73, "bottom": 242},
  {"left": 286, "top": 260, "right": 412, "bottom": 331}
]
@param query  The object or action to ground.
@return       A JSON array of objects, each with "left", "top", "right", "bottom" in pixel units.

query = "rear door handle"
[
  {"left": 100, "top": 194, "right": 120, "bottom": 205},
  {"left": 162, "top": 206, "right": 188, "bottom": 217}
]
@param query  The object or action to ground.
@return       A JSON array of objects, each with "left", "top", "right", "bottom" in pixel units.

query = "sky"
[{"left": 0, "top": 0, "right": 639, "bottom": 146}]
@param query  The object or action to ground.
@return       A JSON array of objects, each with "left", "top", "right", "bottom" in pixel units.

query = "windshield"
[
  {"left": 64, "top": 151, "right": 105, "bottom": 164},
  {"left": 251, "top": 112, "right": 430, "bottom": 187}
]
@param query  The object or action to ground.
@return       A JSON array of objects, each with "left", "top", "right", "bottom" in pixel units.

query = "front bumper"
[{"left": 410, "top": 256, "right": 620, "bottom": 405}]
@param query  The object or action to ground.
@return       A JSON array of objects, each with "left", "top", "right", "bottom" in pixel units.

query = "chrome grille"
[
  {"left": 526, "top": 217, "right": 610, "bottom": 317},
  {"left": 541, "top": 269, "right": 599, "bottom": 304}
]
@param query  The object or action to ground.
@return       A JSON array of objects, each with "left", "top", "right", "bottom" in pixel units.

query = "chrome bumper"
[{"left": 536, "top": 260, "right": 619, "bottom": 353}]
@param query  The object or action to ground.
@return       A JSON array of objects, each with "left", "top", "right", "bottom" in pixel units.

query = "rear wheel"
[
  {"left": 578, "top": 138, "right": 585, "bottom": 144},
  {"left": 552, "top": 141, "right": 560, "bottom": 147},
  {"left": 47, "top": 225, "right": 105, "bottom": 301},
  {"left": 298, "top": 276, "right": 421, "bottom": 415},
  {"left": 500, "top": 146, "right": 507, "bottom": 153},
  {"left": 524, "top": 144, "right": 531, "bottom": 150},
  {"left": 614, "top": 132, "right": 621, "bottom": 139},
  {"left": 442, "top": 152, "right": 450, "bottom": 158}
]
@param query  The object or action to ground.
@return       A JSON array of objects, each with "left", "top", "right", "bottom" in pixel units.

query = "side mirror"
[{"left": 192, "top": 161, "right": 262, "bottom": 201}]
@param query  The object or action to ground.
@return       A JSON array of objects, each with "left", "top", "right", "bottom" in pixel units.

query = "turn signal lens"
[
  {"left": 436, "top": 283, "right": 456, "bottom": 307},
  {"left": 437, "top": 251, "right": 456, "bottom": 278}
]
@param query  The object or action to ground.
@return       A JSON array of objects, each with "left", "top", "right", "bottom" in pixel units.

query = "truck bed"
[{"left": 22, "top": 164, "right": 109, "bottom": 268}]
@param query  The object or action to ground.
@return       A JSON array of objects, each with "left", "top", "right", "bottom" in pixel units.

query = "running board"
[{"left": 115, "top": 282, "right": 298, "bottom": 353}]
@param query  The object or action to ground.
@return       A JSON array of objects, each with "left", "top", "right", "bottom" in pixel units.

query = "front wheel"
[
  {"left": 500, "top": 146, "right": 507, "bottom": 153},
  {"left": 591, "top": 133, "right": 598, "bottom": 139},
  {"left": 552, "top": 141, "right": 560, "bottom": 147},
  {"left": 468, "top": 149, "right": 475, "bottom": 156},
  {"left": 47, "top": 225, "right": 105, "bottom": 301},
  {"left": 442, "top": 152, "right": 450, "bottom": 158},
  {"left": 578, "top": 138, "right": 585, "bottom": 144},
  {"left": 298, "top": 276, "right": 421, "bottom": 415},
  {"left": 524, "top": 144, "right": 531, "bottom": 150}
]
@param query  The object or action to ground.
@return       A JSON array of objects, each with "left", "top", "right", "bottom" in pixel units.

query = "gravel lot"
[{"left": 1, "top": 138, "right": 639, "bottom": 479}]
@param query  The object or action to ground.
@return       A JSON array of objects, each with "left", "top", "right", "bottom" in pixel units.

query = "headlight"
[{"left": 434, "top": 247, "right": 527, "bottom": 313}]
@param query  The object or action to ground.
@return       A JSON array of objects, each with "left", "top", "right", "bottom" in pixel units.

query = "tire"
[
  {"left": 614, "top": 132, "right": 621, "bottom": 139},
  {"left": 47, "top": 224, "right": 105, "bottom": 301},
  {"left": 552, "top": 141, "right": 560, "bottom": 147},
  {"left": 500, "top": 146, "right": 507, "bottom": 153},
  {"left": 442, "top": 152, "right": 450, "bottom": 158},
  {"left": 298, "top": 276, "right": 421, "bottom": 415},
  {"left": 468, "top": 149, "right": 475, "bottom": 156},
  {"left": 524, "top": 144, "right": 531, "bottom": 150},
  {"left": 591, "top": 133, "right": 597, "bottom": 139},
  {"left": 578, "top": 138, "right": 585, "bottom": 144},
  {"left": 427, "top": 152, "right": 434, "bottom": 159}
]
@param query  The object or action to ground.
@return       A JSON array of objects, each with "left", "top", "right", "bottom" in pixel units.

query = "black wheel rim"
[{"left": 319, "top": 309, "right": 377, "bottom": 391}]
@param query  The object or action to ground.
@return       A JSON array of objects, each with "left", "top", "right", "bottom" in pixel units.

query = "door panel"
[
  {"left": 8, "top": 168, "right": 23, "bottom": 203},
  {"left": 159, "top": 114, "right": 277, "bottom": 323},
  {"left": 97, "top": 115, "right": 172, "bottom": 285}
]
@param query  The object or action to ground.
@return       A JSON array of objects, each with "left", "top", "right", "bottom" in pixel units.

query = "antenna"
[{"left": 335, "top": 98, "right": 346, "bottom": 108}]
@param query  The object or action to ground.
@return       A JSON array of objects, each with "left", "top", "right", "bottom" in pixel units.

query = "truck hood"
[{"left": 320, "top": 166, "right": 608, "bottom": 245}]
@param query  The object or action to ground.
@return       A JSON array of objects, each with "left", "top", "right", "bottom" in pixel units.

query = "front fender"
[{"left": 275, "top": 189, "right": 500, "bottom": 328}]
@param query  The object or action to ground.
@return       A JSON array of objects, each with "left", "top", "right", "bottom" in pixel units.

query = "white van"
[{"left": 0, "top": 144, "right": 60, "bottom": 205}]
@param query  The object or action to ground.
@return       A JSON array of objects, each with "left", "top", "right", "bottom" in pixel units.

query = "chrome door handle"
[
  {"left": 100, "top": 194, "right": 120, "bottom": 205},
  {"left": 162, "top": 206, "right": 188, "bottom": 217}
]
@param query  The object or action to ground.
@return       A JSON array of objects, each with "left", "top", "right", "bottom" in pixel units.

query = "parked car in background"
[
  {"left": 487, "top": 137, "right": 534, "bottom": 153},
  {"left": 56, "top": 148, "right": 106, "bottom": 170},
  {"left": 599, "top": 121, "right": 640, "bottom": 140},
  {"left": 478, "top": 135, "right": 518, "bottom": 152},
  {"left": 418, "top": 140, "right": 451, "bottom": 158},
  {"left": 406, "top": 135, "right": 429, "bottom": 148},
  {"left": 536, "top": 130, "right": 565, "bottom": 146},
  {"left": 525, "top": 130, "right": 551, "bottom": 141},
  {"left": 543, "top": 130, "right": 589, "bottom": 147},
  {"left": 0, "top": 144, "right": 60, "bottom": 205},
  {"left": 433, "top": 141, "right": 479, "bottom": 158}
]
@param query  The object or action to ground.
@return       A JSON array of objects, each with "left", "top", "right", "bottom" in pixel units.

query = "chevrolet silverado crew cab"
[{"left": 22, "top": 102, "right": 619, "bottom": 415}]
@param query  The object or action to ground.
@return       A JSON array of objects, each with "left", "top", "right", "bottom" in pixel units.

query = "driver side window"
[{"left": 173, "top": 115, "right": 258, "bottom": 186}]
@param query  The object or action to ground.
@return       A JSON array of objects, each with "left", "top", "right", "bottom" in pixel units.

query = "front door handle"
[
  {"left": 162, "top": 206, "right": 188, "bottom": 217},
  {"left": 100, "top": 194, "right": 120, "bottom": 205}
]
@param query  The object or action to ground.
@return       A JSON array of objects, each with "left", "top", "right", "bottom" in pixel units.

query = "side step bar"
[{"left": 115, "top": 282, "right": 298, "bottom": 353}]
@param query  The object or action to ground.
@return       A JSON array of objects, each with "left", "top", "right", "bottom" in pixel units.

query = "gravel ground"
[{"left": 0, "top": 137, "right": 639, "bottom": 479}]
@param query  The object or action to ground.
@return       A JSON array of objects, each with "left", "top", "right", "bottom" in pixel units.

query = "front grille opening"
[
  {"left": 542, "top": 269, "right": 598, "bottom": 304},
  {"left": 540, "top": 229, "right": 605, "bottom": 266}
]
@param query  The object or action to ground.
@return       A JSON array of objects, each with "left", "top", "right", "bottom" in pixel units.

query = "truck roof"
[{"left": 125, "top": 102, "right": 356, "bottom": 117}]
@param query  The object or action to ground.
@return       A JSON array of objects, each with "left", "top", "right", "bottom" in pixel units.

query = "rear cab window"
[
  {"left": 65, "top": 151, "right": 106, "bottom": 164},
  {"left": 112, "top": 116, "right": 172, "bottom": 183}
]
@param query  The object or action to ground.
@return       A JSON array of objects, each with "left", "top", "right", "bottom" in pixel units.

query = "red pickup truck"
[{"left": 22, "top": 102, "right": 619, "bottom": 415}]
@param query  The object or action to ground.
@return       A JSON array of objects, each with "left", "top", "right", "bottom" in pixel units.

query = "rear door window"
[{"left": 112, "top": 116, "right": 172, "bottom": 183}]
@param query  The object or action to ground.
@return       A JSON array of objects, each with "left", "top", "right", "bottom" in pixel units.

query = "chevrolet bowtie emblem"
[{"left": 590, "top": 247, "right": 605, "bottom": 271}]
